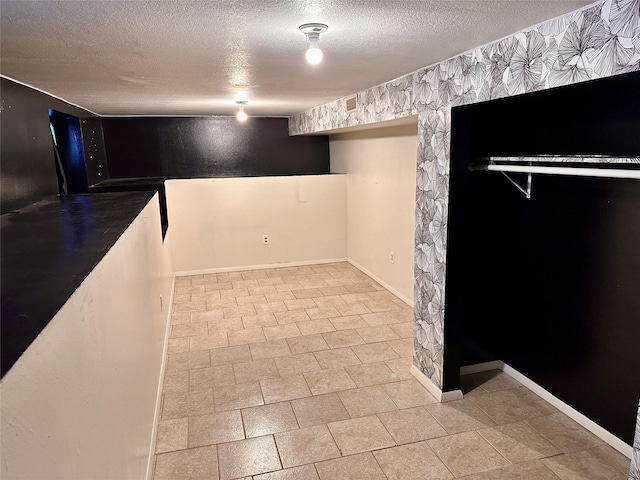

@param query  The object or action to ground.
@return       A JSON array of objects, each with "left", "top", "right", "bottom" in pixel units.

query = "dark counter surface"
[
  {"left": 1, "top": 192, "right": 156, "bottom": 377},
  {"left": 88, "top": 177, "right": 168, "bottom": 238}
]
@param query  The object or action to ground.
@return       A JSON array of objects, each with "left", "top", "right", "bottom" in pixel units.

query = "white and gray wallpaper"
[
  {"left": 631, "top": 399, "right": 640, "bottom": 479},
  {"left": 290, "top": 0, "right": 640, "bottom": 468}
]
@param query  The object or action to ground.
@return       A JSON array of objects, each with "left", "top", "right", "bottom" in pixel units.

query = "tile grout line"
[{"left": 157, "top": 263, "right": 632, "bottom": 479}]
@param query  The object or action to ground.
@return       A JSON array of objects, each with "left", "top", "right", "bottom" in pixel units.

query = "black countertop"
[
  {"left": 1, "top": 192, "right": 156, "bottom": 377},
  {"left": 89, "top": 178, "right": 169, "bottom": 238}
]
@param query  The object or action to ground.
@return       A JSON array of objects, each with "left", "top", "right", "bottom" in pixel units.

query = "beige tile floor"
[{"left": 153, "top": 262, "right": 631, "bottom": 480}]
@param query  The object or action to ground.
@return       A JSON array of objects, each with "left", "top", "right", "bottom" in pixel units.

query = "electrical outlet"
[
  {"left": 390, "top": 251, "right": 395, "bottom": 263},
  {"left": 262, "top": 234, "right": 270, "bottom": 245}
]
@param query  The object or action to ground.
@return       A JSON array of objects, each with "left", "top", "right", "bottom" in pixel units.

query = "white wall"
[
  {"left": 166, "top": 175, "right": 347, "bottom": 273},
  {"left": 330, "top": 122, "right": 418, "bottom": 303},
  {"left": 0, "top": 195, "right": 173, "bottom": 480}
]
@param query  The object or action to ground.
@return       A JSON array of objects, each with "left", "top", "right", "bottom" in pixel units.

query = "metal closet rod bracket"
[
  {"left": 469, "top": 163, "right": 532, "bottom": 199},
  {"left": 468, "top": 160, "right": 640, "bottom": 199}
]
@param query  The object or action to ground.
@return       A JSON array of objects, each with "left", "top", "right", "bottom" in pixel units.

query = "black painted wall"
[
  {"left": 102, "top": 116, "right": 329, "bottom": 179},
  {"left": 463, "top": 71, "right": 640, "bottom": 158},
  {"left": 81, "top": 117, "right": 109, "bottom": 185},
  {"left": 448, "top": 72, "right": 640, "bottom": 445},
  {"left": 0, "top": 78, "right": 95, "bottom": 213}
]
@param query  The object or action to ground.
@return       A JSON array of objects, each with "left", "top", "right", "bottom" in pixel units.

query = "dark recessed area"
[{"left": 447, "top": 71, "right": 640, "bottom": 444}]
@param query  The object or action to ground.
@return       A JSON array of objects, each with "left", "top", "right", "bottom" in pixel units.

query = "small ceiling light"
[
  {"left": 299, "top": 23, "right": 328, "bottom": 65},
  {"left": 236, "top": 100, "right": 248, "bottom": 122},
  {"left": 234, "top": 91, "right": 248, "bottom": 103}
]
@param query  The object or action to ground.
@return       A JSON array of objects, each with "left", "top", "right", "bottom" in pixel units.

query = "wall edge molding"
[
  {"left": 410, "top": 365, "right": 463, "bottom": 402},
  {"left": 174, "top": 258, "right": 348, "bottom": 277},
  {"left": 460, "top": 361, "right": 504, "bottom": 375},
  {"left": 347, "top": 259, "right": 413, "bottom": 306},
  {"left": 461, "top": 361, "right": 634, "bottom": 459},
  {"left": 145, "top": 275, "right": 175, "bottom": 480},
  {"left": 0, "top": 74, "right": 99, "bottom": 116}
]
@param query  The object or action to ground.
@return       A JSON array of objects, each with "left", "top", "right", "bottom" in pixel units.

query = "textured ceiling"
[{"left": 1, "top": 0, "right": 594, "bottom": 117}]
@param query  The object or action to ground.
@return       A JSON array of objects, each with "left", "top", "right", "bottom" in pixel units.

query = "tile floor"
[{"left": 152, "top": 262, "right": 631, "bottom": 480}]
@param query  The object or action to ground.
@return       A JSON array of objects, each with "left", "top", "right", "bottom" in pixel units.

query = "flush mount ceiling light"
[
  {"left": 235, "top": 100, "right": 248, "bottom": 122},
  {"left": 233, "top": 92, "right": 248, "bottom": 103},
  {"left": 299, "top": 23, "right": 328, "bottom": 65}
]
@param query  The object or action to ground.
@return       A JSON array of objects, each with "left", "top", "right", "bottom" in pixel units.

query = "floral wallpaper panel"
[{"left": 631, "top": 398, "right": 640, "bottom": 478}]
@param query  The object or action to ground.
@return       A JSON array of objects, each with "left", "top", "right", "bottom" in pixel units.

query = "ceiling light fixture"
[
  {"left": 236, "top": 100, "right": 248, "bottom": 122},
  {"left": 234, "top": 92, "right": 248, "bottom": 103},
  {"left": 299, "top": 23, "right": 328, "bottom": 65}
]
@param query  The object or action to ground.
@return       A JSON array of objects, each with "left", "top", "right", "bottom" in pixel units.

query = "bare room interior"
[{"left": 1, "top": 1, "right": 639, "bottom": 479}]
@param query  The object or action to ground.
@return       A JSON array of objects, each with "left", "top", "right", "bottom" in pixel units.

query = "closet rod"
[{"left": 470, "top": 164, "right": 640, "bottom": 180}]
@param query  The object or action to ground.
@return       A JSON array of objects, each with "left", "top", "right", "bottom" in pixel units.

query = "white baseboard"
[
  {"left": 460, "top": 361, "right": 504, "bottom": 375},
  {"left": 347, "top": 260, "right": 413, "bottom": 307},
  {"left": 174, "top": 258, "right": 348, "bottom": 277},
  {"left": 410, "top": 365, "right": 463, "bottom": 402},
  {"left": 146, "top": 274, "right": 176, "bottom": 480},
  {"left": 460, "top": 361, "right": 633, "bottom": 459}
]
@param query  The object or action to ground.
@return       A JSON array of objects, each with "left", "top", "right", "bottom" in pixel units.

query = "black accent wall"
[
  {"left": 102, "top": 116, "right": 329, "bottom": 179},
  {"left": 448, "top": 72, "right": 640, "bottom": 445},
  {"left": 0, "top": 78, "right": 95, "bottom": 213},
  {"left": 463, "top": 71, "right": 640, "bottom": 158},
  {"left": 80, "top": 117, "right": 110, "bottom": 185}
]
